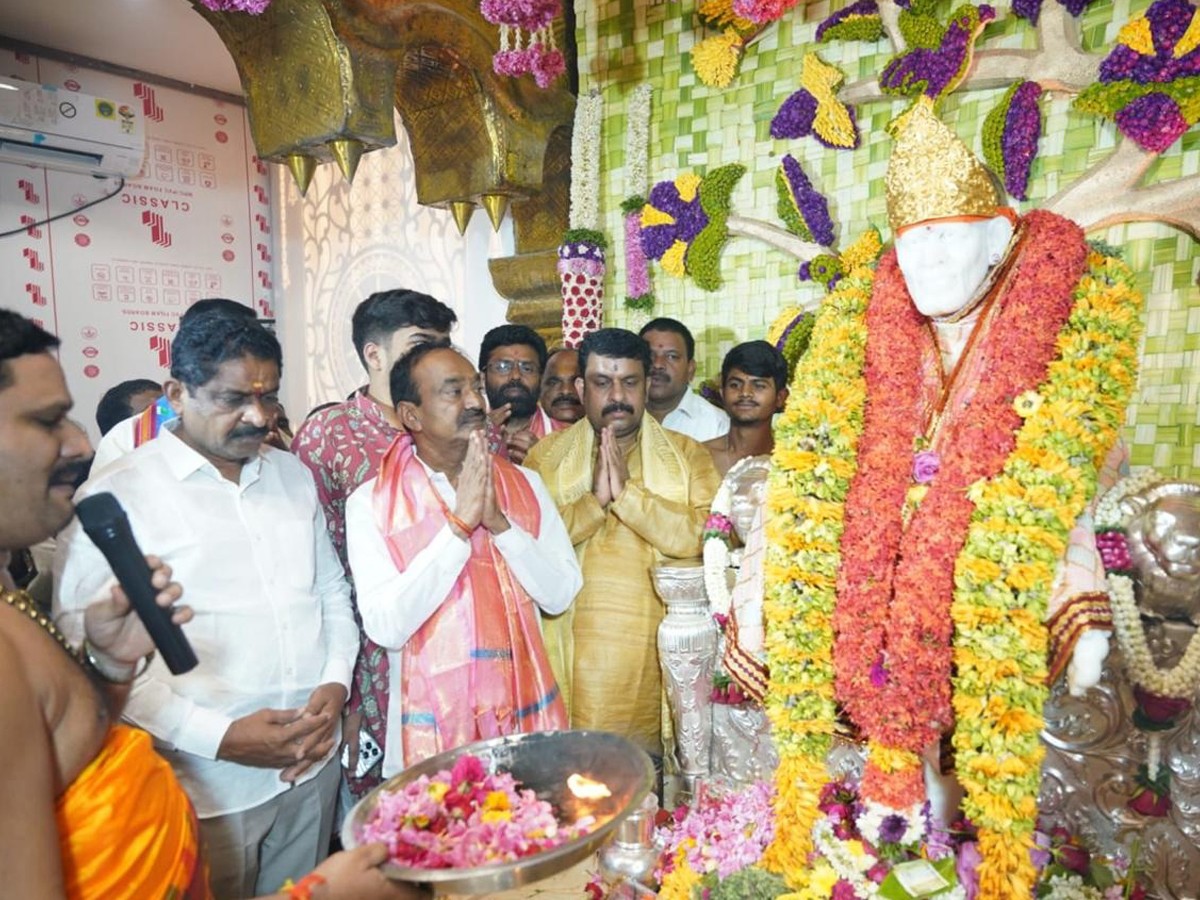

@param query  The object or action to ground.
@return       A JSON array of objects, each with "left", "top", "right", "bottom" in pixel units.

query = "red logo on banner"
[
  {"left": 73, "top": 214, "right": 89, "bottom": 227},
  {"left": 149, "top": 335, "right": 172, "bottom": 369},
  {"left": 256, "top": 243, "right": 271, "bottom": 262},
  {"left": 253, "top": 186, "right": 268, "bottom": 205},
  {"left": 25, "top": 283, "right": 46, "bottom": 306},
  {"left": 81, "top": 326, "right": 98, "bottom": 340},
  {"left": 141, "top": 210, "right": 173, "bottom": 248},
  {"left": 63, "top": 79, "right": 80, "bottom": 91},
  {"left": 75, "top": 234, "right": 91, "bottom": 247},
  {"left": 82, "top": 346, "right": 99, "bottom": 359},
  {"left": 254, "top": 213, "right": 270, "bottom": 234},
  {"left": 19, "top": 215, "right": 42, "bottom": 238},
  {"left": 214, "top": 131, "right": 228, "bottom": 144},
  {"left": 257, "top": 271, "right": 273, "bottom": 289},
  {"left": 22, "top": 248, "right": 44, "bottom": 271},
  {"left": 18, "top": 180, "right": 40, "bottom": 204},
  {"left": 254, "top": 158, "right": 268, "bottom": 176},
  {"left": 214, "top": 114, "right": 228, "bottom": 125},
  {"left": 133, "top": 82, "right": 164, "bottom": 122},
  {"left": 83, "top": 365, "right": 100, "bottom": 379},
  {"left": 221, "top": 250, "right": 235, "bottom": 262}
]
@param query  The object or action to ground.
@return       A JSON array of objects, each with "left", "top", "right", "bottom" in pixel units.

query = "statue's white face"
[{"left": 894, "top": 218, "right": 1005, "bottom": 319}]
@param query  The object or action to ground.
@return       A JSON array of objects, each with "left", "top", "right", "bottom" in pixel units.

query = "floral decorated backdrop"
[{"left": 574, "top": 0, "right": 1200, "bottom": 475}]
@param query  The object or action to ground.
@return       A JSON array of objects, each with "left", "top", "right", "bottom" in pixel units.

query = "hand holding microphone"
[{"left": 76, "top": 492, "right": 198, "bottom": 676}]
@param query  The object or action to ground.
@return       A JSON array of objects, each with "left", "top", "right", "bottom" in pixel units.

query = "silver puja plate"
[{"left": 342, "top": 730, "right": 655, "bottom": 895}]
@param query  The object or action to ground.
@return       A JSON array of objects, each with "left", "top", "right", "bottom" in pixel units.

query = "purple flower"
[
  {"left": 867, "top": 861, "right": 891, "bottom": 883},
  {"left": 771, "top": 89, "right": 818, "bottom": 140},
  {"left": 869, "top": 655, "right": 889, "bottom": 687},
  {"left": 831, "top": 881, "right": 858, "bottom": 900},
  {"left": 999, "top": 81, "right": 1043, "bottom": 199},
  {"left": 779, "top": 155, "right": 836, "bottom": 246},
  {"left": 956, "top": 841, "right": 982, "bottom": 900},
  {"left": 1115, "top": 92, "right": 1189, "bottom": 153},
  {"left": 1058, "top": 0, "right": 1096, "bottom": 14},
  {"left": 1030, "top": 830, "right": 1052, "bottom": 870},
  {"left": 1146, "top": 0, "right": 1195, "bottom": 51},
  {"left": 639, "top": 179, "right": 709, "bottom": 262},
  {"left": 913, "top": 449, "right": 941, "bottom": 484},
  {"left": 878, "top": 814, "right": 909, "bottom": 844}
]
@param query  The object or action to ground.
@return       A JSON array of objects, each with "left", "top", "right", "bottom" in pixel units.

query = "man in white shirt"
[
  {"left": 638, "top": 317, "right": 729, "bottom": 443},
  {"left": 346, "top": 342, "right": 581, "bottom": 777},
  {"left": 55, "top": 314, "right": 358, "bottom": 899}
]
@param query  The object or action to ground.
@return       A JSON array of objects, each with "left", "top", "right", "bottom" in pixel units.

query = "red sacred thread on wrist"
[{"left": 286, "top": 873, "right": 326, "bottom": 899}]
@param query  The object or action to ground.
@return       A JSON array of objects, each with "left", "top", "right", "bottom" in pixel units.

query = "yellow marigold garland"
[
  {"left": 762, "top": 265, "right": 872, "bottom": 887},
  {"left": 950, "top": 249, "right": 1143, "bottom": 899}
]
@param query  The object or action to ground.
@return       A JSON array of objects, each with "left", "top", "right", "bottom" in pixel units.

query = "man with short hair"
[
  {"left": 703, "top": 340, "right": 789, "bottom": 477},
  {"left": 89, "top": 298, "right": 258, "bottom": 473},
  {"left": 1, "top": 308, "right": 413, "bottom": 900},
  {"left": 345, "top": 343, "right": 579, "bottom": 775},
  {"left": 525, "top": 328, "right": 719, "bottom": 762},
  {"left": 539, "top": 347, "right": 584, "bottom": 426},
  {"left": 95, "top": 377, "right": 162, "bottom": 436},
  {"left": 479, "top": 324, "right": 568, "bottom": 464},
  {"left": 291, "top": 287, "right": 457, "bottom": 798},
  {"left": 56, "top": 314, "right": 359, "bottom": 898},
  {"left": 638, "top": 317, "right": 729, "bottom": 443}
]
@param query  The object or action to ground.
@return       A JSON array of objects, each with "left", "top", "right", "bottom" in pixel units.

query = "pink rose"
[{"left": 1127, "top": 786, "right": 1171, "bottom": 817}]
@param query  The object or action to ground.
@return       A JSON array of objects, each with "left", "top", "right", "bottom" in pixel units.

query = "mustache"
[
  {"left": 552, "top": 394, "right": 582, "bottom": 407},
  {"left": 229, "top": 425, "right": 269, "bottom": 441},
  {"left": 50, "top": 459, "right": 92, "bottom": 490},
  {"left": 458, "top": 409, "right": 486, "bottom": 428},
  {"left": 602, "top": 402, "right": 635, "bottom": 416}
]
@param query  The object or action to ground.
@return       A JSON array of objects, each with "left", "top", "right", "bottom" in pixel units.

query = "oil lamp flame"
[{"left": 567, "top": 773, "right": 612, "bottom": 800}]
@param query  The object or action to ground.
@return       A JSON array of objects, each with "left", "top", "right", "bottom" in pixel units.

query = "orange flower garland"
[{"left": 835, "top": 211, "right": 1088, "bottom": 806}]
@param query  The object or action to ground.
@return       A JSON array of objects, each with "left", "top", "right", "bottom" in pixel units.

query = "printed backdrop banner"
[{"left": 0, "top": 49, "right": 274, "bottom": 443}]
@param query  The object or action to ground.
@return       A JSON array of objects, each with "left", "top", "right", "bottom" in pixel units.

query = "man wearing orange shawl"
[{"left": 346, "top": 343, "right": 581, "bottom": 775}]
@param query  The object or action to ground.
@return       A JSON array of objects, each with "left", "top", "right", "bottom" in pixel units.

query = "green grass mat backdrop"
[{"left": 577, "top": 0, "right": 1200, "bottom": 475}]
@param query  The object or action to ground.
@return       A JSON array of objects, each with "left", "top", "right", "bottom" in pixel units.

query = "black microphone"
[{"left": 75, "top": 492, "right": 198, "bottom": 675}]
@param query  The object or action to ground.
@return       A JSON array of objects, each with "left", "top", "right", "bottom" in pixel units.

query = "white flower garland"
[
  {"left": 704, "top": 482, "right": 734, "bottom": 617},
  {"left": 1098, "top": 470, "right": 1200, "bottom": 700},
  {"left": 812, "top": 820, "right": 880, "bottom": 898},
  {"left": 625, "top": 83, "right": 652, "bottom": 197},
  {"left": 1041, "top": 874, "right": 1104, "bottom": 900},
  {"left": 568, "top": 89, "right": 603, "bottom": 230}
]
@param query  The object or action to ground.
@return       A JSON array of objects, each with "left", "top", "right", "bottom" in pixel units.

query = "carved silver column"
[{"left": 654, "top": 563, "right": 718, "bottom": 804}]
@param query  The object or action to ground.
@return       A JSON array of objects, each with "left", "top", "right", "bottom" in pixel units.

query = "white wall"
[
  {"left": 0, "top": 50, "right": 273, "bottom": 445},
  {"left": 273, "top": 112, "right": 514, "bottom": 422}
]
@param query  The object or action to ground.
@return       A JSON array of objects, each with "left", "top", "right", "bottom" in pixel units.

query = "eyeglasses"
[{"left": 486, "top": 360, "right": 539, "bottom": 376}]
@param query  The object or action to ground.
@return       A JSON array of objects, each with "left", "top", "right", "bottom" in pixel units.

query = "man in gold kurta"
[{"left": 525, "top": 328, "right": 719, "bottom": 761}]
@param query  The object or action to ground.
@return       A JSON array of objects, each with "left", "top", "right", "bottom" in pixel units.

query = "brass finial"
[
  {"left": 329, "top": 138, "right": 365, "bottom": 183},
  {"left": 285, "top": 153, "right": 318, "bottom": 196},
  {"left": 450, "top": 200, "right": 476, "bottom": 235},
  {"left": 481, "top": 193, "right": 509, "bottom": 231}
]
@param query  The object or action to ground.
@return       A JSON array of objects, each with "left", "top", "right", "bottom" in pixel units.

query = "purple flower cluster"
[
  {"left": 1012, "top": 0, "right": 1096, "bottom": 24},
  {"left": 781, "top": 155, "right": 836, "bottom": 246},
  {"left": 1095, "top": 530, "right": 1133, "bottom": 572},
  {"left": 480, "top": 0, "right": 560, "bottom": 30},
  {"left": 878, "top": 5, "right": 996, "bottom": 99},
  {"left": 1100, "top": 0, "right": 1200, "bottom": 85},
  {"left": 912, "top": 449, "right": 941, "bottom": 484},
  {"left": 198, "top": 0, "right": 271, "bottom": 11},
  {"left": 494, "top": 45, "right": 566, "bottom": 88},
  {"left": 1115, "top": 91, "right": 1191, "bottom": 152},
  {"left": 815, "top": 0, "right": 880, "bottom": 42},
  {"left": 653, "top": 780, "right": 776, "bottom": 880},
  {"left": 639, "top": 179, "right": 709, "bottom": 261},
  {"left": 1001, "top": 80, "right": 1044, "bottom": 199},
  {"left": 770, "top": 89, "right": 860, "bottom": 150}
]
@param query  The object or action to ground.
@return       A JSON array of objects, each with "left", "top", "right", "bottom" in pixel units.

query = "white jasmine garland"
[
  {"left": 1041, "top": 873, "right": 1105, "bottom": 900},
  {"left": 625, "top": 83, "right": 652, "bottom": 197},
  {"left": 813, "top": 820, "right": 880, "bottom": 898},
  {"left": 568, "top": 89, "right": 603, "bottom": 230},
  {"left": 1098, "top": 471, "right": 1200, "bottom": 700}
]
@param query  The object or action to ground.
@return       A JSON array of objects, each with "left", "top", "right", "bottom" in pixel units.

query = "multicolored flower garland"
[
  {"left": 561, "top": 91, "right": 604, "bottom": 346},
  {"left": 480, "top": 0, "right": 566, "bottom": 88},
  {"left": 623, "top": 85, "right": 655, "bottom": 312},
  {"left": 949, "top": 244, "right": 1143, "bottom": 898},
  {"left": 762, "top": 217, "right": 1144, "bottom": 896},
  {"left": 1074, "top": 0, "right": 1200, "bottom": 153}
]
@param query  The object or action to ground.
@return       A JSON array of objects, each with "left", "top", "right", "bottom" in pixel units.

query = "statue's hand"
[{"left": 1067, "top": 629, "right": 1111, "bottom": 697}]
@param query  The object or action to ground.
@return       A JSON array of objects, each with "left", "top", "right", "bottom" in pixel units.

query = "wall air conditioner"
[{"left": 0, "top": 76, "right": 145, "bottom": 178}]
